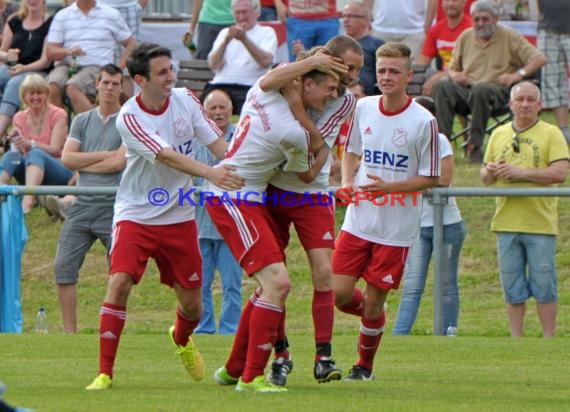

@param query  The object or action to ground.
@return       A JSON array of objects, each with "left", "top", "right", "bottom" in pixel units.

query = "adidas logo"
[
  {"left": 188, "top": 273, "right": 200, "bottom": 282},
  {"left": 382, "top": 274, "right": 394, "bottom": 284},
  {"left": 100, "top": 331, "right": 117, "bottom": 340},
  {"left": 257, "top": 342, "right": 273, "bottom": 351},
  {"left": 322, "top": 231, "right": 333, "bottom": 240},
  {"left": 364, "top": 126, "right": 372, "bottom": 135}
]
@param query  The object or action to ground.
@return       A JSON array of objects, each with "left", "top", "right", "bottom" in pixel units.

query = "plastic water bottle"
[
  {"left": 446, "top": 325, "right": 457, "bottom": 337},
  {"left": 9, "top": 142, "right": 21, "bottom": 165},
  {"left": 35, "top": 306, "right": 48, "bottom": 334}
]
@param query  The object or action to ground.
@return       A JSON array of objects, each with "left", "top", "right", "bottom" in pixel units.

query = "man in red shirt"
[
  {"left": 417, "top": 0, "right": 473, "bottom": 96},
  {"left": 436, "top": 0, "right": 474, "bottom": 23}
]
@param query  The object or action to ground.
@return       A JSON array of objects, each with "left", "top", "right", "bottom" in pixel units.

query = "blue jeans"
[
  {"left": 0, "top": 148, "right": 73, "bottom": 185},
  {"left": 393, "top": 221, "right": 466, "bottom": 335},
  {"left": 286, "top": 16, "right": 340, "bottom": 61},
  {"left": 195, "top": 238, "right": 242, "bottom": 334},
  {"left": 496, "top": 232, "right": 557, "bottom": 304},
  {"left": 0, "top": 67, "right": 46, "bottom": 116}
]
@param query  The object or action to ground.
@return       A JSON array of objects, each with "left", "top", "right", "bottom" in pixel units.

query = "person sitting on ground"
[
  {"left": 203, "top": 0, "right": 277, "bottom": 115},
  {"left": 0, "top": 73, "right": 74, "bottom": 213},
  {"left": 0, "top": 0, "right": 54, "bottom": 143}
]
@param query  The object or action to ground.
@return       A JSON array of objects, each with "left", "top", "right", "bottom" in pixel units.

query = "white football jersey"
[
  {"left": 342, "top": 96, "right": 440, "bottom": 246},
  {"left": 269, "top": 89, "right": 356, "bottom": 193},
  {"left": 114, "top": 88, "right": 221, "bottom": 225},
  {"left": 203, "top": 82, "right": 310, "bottom": 202}
]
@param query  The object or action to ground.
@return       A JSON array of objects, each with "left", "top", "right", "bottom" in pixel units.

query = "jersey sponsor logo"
[
  {"left": 382, "top": 274, "right": 394, "bottom": 284},
  {"left": 175, "top": 139, "right": 193, "bottom": 156},
  {"left": 173, "top": 118, "right": 191, "bottom": 138},
  {"left": 188, "top": 273, "right": 200, "bottom": 282},
  {"left": 391, "top": 128, "right": 408, "bottom": 147},
  {"left": 363, "top": 149, "right": 409, "bottom": 168}
]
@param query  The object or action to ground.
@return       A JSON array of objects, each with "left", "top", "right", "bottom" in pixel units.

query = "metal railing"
[{"left": 2, "top": 185, "right": 569, "bottom": 335}]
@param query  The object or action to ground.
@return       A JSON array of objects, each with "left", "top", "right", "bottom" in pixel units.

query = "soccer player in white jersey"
[
  {"left": 86, "top": 43, "right": 245, "bottom": 390},
  {"left": 205, "top": 63, "right": 344, "bottom": 392},
  {"left": 333, "top": 42, "right": 440, "bottom": 381},
  {"left": 258, "top": 35, "right": 364, "bottom": 385}
]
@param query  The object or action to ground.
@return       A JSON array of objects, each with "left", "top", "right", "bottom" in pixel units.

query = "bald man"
[
  {"left": 194, "top": 89, "right": 243, "bottom": 335},
  {"left": 481, "top": 81, "right": 569, "bottom": 337}
]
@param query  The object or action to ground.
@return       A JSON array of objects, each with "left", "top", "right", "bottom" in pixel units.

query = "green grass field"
[
  {"left": 2, "top": 333, "right": 570, "bottom": 412},
  {"left": 1, "top": 112, "right": 569, "bottom": 410}
]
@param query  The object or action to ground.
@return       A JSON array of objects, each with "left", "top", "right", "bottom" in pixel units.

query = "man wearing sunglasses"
[{"left": 480, "top": 81, "right": 569, "bottom": 338}]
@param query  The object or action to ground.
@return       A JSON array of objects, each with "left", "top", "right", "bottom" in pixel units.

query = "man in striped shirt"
[{"left": 46, "top": 0, "right": 135, "bottom": 114}]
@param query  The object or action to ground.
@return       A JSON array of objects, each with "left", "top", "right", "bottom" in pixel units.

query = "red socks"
[
  {"left": 241, "top": 299, "right": 283, "bottom": 383},
  {"left": 357, "top": 312, "right": 386, "bottom": 370},
  {"left": 99, "top": 302, "right": 126, "bottom": 378},
  {"left": 313, "top": 290, "right": 334, "bottom": 360},
  {"left": 173, "top": 306, "right": 199, "bottom": 346},
  {"left": 225, "top": 292, "right": 257, "bottom": 378}
]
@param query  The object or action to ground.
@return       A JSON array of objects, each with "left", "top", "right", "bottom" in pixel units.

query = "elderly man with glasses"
[
  {"left": 480, "top": 81, "right": 569, "bottom": 338},
  {"left": 340, "top": 2, "right": 383, "bottom": 96},
  {"left": 203, "top": 0, "right": 277, "bottom": 115}
]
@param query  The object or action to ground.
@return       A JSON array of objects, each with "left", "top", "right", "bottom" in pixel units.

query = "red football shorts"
[
  {"left": 110, "top": 220, "right": 202, "bottom": 289},
  {"left": 266, "top": 184, "right": 335, "bottom": 250},
  {"left": 206, "top": 197, "right": 285, "bottom": 275},
  {"left": 332, "top": 230, "right": 409, "bottom": 290}
]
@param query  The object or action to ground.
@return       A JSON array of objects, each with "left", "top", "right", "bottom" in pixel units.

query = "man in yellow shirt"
[{"left": 480, "top": 81, "right": 569, "bottom": 338}]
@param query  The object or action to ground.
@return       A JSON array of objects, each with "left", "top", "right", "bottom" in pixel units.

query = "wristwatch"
[{"left": 517, "top": 68, "right": 527, "bottom": 78}]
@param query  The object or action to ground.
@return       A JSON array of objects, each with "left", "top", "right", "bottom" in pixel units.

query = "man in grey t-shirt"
[{"left": 53, "top": 64, "right": 126, "bottom": 333}]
